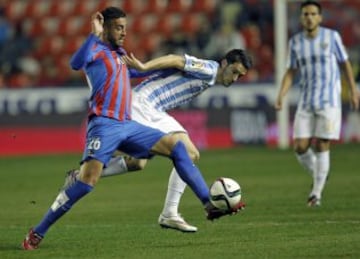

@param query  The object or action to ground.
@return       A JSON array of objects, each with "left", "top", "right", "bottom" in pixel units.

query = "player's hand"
[
  {"left": 122, "top": 53, "right": 146, "bottom": 71},
  {"left": 350, "top": 91, "right": 360, "bottom": 111},
  {"left": 274, "top": 96, "right": 282, "bottom": 110},
  {"left": 91, "top": 12, "right": 104, "bottom": 37}
]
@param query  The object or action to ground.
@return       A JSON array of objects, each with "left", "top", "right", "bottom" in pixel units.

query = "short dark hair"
[
  {"left": 101, "top": 7, "right": 126, "bottom": 26},
  {"left": 224, "top": 49, "right": 253, "bottom": 70},
  {"left": 301, "top": 0, "right": 322, "bottom": 14}
]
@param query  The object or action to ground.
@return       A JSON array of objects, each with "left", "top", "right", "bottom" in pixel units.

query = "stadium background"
[{"left": 0, "top": 0, "right": 359, "bottom": 156}]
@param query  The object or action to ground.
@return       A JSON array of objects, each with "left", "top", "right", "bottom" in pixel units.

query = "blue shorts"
[{"left": 81, "top": 116, "right": 165, "bottom": 166}]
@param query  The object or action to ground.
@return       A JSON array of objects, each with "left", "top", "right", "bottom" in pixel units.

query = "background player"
[{"left": 275, "top": 0, "right": 359, "bottom": 206}]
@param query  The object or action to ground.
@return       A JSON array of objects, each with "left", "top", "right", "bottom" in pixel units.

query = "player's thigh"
[
  {"left": 82, "top": 116, "right": 127, "bottom": 166},
  {"left": 314, "top": 108, "right": 341, "bottom": 140},
  {"left": 118, "top": 121, "right": 169, "bottom": 158}
]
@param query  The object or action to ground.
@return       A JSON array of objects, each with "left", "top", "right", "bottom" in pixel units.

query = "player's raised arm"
[
  {"left": 123, "top": 53, "right": 185, "bottom": 71},
  {"left": 70, "top": 12, "right": 104, "bottom": 70},
  {"left": 90, "top": 12, "right": 104, "bottom": 38}
]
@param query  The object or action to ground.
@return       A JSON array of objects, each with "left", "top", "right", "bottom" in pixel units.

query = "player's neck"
[
  {"left": 215, "top": 68, "right": 223, "bottom": 84},
  {"left": 304, "top": 26, "right": 319, "bottom": 38}
]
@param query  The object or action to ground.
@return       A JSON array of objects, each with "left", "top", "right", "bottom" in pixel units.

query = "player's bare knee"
[
  {"left": 80, "top": 169, "right": 101, "bottom": 186},
  {"left": 295, "top": 144, "right": 311, "bottom": 154},
  {"left": 188, "top": 149, "right": 200, "bottom": 161},
  {"left": 79, "top": 160, "right": 103, "bottom": 186},
  {"left": 294, "top": 139, "right": 311, "bottom": 154},
  {"left": 315, "top": 139, "right": 330, "bottom": 152}
]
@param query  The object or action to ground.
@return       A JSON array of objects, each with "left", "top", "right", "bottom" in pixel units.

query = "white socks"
[
  {"left": 311, "top": 151, "right": 330, "bottom": 199},
  {"left": 161, "top": 168, "right": 187, "bottom": 217},
  {"left": 296, "top": 149, "right": 330, "bottom": 199},
  {"left": 296, "top": 148, "right": 316, "bottom": 176},
  {"left": 101, "top": 156, "right": 128, "bottom": 177}
]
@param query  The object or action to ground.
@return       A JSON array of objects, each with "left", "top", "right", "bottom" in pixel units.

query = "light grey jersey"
[
  {"left": 133, "top": 54, "right": 219, "bottom": 111},
  {"left": 287, "top": 27, "right": 348, "bottom": 110}
]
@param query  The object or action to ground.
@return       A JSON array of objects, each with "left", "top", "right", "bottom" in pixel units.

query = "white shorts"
[
  {"left": 131, "top": 92, "right": 187, "bottom": 134},
  {"left": 293, "top": 107, "right": 341, "bottom": 140}
]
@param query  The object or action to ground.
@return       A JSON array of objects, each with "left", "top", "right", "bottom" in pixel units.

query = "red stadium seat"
[
  {"left": 23, "top": 17, "right": 60, "bottom": 37},
  {"left": 72, "top": 0, "right": 100, "bottom": 16},
  {"left": 48, "top": 0, "right": 75, "bottom": 17},
  {"left": 191, "top": 0, "right": 217, "bottom": 14},
  {"left": 143, "top": 0, "right": 168, "bottom": 14},
  {"left": 166, "top": 0, "right": 193, "bottom": 13},
  {"left": 58, "top": 17, "right": 85, "bottom": 36},
  {"left": 122, "top": 0, "right": 145, "bottom": 14},
  {"left": 155, "top": 13, "right": 182, "bottom": 37},
  {"left": 4, "top": 0, "right": 27, "bottom": 22},
  {"left": 181, "top": 13, "right": 204, "bottom": 36},
  {"left": 24, "top": 0, "right": 51, "bottom": 18},
  {"left": 95, "top": 0, "right": 111, "bottom": 12},
  {"left": 140, "top": 33, "right": 163, "bottom": 54},
  {"left": 131, "top": 14, "right": 158, "bottom": 34},
  {"left": 35, "top": 36, "right": 65, "bottom": 58},
  {"left": 22, "top": 18, "right": 46, "bottom": 37},
  {"left": 63, "top": 35, "right": 86, "bottom": 55}
]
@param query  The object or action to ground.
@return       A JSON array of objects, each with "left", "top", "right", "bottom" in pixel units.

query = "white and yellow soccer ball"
[{"left": 209, "top": 177, "right": 242, "bottom": 211}]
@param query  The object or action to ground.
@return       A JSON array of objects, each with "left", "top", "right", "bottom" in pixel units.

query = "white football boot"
[{"left": 158, "top": 214, "right": 197, "bottom": 233}]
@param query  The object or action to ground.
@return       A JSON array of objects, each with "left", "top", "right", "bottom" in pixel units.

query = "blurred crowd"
[{"left": 0, "top": 0, "right": 359, "bottom": 89}]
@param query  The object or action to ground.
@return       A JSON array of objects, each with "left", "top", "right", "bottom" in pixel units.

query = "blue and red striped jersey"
[{"left": 70, "top": 34, "right": 133, "bottom": 121}]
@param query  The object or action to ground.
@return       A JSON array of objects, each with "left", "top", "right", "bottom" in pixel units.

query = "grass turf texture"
[{"left": 0, "top": 144, "right": 359, "bottom": 258}]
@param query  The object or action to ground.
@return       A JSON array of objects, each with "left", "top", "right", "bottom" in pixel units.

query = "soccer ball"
[{"left": 209, "top": 177, "right": 242, "bottom": 211}]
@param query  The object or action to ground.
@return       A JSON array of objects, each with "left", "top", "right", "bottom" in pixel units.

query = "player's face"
[
  {"left": 104, "top": 17, "right": 127, "bottom": 48},
  {"left": 300, "top": 5, "right": 322, "bottom": 33},
  {"left": 220, "top": 61, "right": 247, "bottom": 87}
]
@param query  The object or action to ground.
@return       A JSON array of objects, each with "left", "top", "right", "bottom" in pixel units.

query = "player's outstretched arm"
[{"left": 123, "top": 53, "right": 186, "bottom": 71}]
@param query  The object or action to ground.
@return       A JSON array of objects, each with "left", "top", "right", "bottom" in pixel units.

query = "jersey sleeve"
[
  {"left": 70, "top": 34, "right": 100, "bottom": 70},
  {"left": 286, "top": 38, "right": 298, "bottom": 69},
  {"left": 128, "top": 69, "right": 159, "bottom": 78},
  {"left": 333, "top": 31, "right": 348, "bottom": 63},
  {"left": 183, "top": 54, "right": 218, "bottom": 84}
]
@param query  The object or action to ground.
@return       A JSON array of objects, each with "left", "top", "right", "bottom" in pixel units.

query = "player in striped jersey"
[
  {"left": 63, "top": 49, "right": 252, "bottom": 233},
  {"left": 275, "top": 0, "right": 359, "bottom": 207},
  {"left": 22, "top": 7, "right": 246, "bottom": 250}
]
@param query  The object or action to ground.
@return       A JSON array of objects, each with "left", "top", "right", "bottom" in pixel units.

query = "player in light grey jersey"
[
  {"left": 64, "top": 49, "right": 252, "bottom": 232},
  {"left": 275, "top": 0, "right": 359, "bottom": 207}
]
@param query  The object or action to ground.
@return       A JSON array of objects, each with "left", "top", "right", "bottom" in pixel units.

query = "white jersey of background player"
[
  {"left": 275, "top": 1, "right": 359, "bottom": 206},
  {"left": 65, "top": 49, "right": 252, "bottom": 232}
]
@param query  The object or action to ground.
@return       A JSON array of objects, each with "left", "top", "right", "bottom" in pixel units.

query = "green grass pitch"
[{"left": 0, "top": 144, "right": 359, "bottom": 258}]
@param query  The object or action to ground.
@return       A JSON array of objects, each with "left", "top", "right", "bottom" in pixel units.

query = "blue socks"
[
  {"left": 34, "top": 181, "right": 93, "bottom": 237},
  {"left": 170, "top": 141, "right": 210, "bottom": 204}
]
